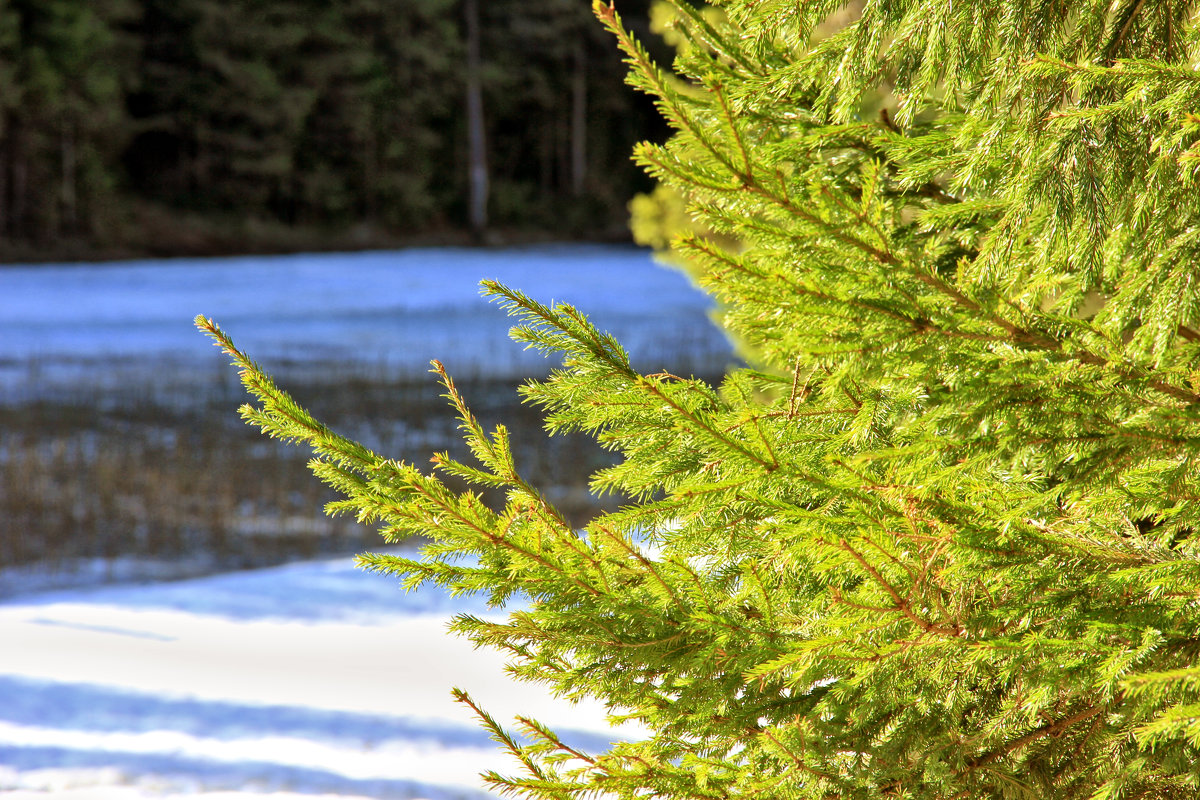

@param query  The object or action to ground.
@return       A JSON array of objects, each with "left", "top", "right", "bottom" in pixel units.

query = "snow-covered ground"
[{"left": 0, "top": 553, "right": 635, "bottom": 799}]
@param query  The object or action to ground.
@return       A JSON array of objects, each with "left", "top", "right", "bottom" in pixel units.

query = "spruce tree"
[{"left": 199, "top": 1, "right": 1200, "bottom": 797}]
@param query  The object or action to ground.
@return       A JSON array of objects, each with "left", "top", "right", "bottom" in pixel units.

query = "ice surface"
[{"left": 0, "top": 245, "right": 733, "bottom": 398}]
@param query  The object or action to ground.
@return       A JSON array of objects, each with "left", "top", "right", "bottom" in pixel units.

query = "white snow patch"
[{"left": 0, "top": 554, "right": 640, "bottom": 798}]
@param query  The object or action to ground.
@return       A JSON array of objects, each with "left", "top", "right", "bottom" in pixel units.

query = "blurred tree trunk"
[
  {"left": 0, "top": 124, "right": 8, "bottom": 236},
  {"left": 61, "top": 122, "right": 77, "bottom": 232},
  {"left": 9, "top": 121, "right": 26, "bottom": 236},
  {"left": 464, "top": 0, "right": 488, "bottom": 237},
  {"left": 570, "top": 40, "right": 586, "bottom": 197}
]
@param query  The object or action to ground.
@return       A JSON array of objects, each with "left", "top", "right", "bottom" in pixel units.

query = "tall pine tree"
[{"left": 201, "top": 1, "right": 1200, "bottom": 797}]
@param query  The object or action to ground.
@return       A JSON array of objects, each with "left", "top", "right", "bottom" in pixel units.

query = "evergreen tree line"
[{"left": 0, "top": 0, "right": 666, "bottom": 257}]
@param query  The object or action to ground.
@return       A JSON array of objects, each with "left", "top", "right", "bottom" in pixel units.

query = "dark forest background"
[{"left": 0, "top": 0, "right": 668, "bottom": 262}]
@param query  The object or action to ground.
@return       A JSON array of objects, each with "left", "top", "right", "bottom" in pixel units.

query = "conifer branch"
[
  {"left": 635, "top": 376, "right": 778, "bottom": 470},
  {"left": 454, "top": 689, "right": 556, "bottom": 783},
  {"left": 1103, "top": 0, "right": 1150, "bottom": 65},
  {"left": 958, "top": 704, "right": 1107, "bottom": 774},
  {"left": 761, "top": 729, "right": 838, "bottom": 781},
  {"left": 839, "top": 540, "right": 962, "bottom": 638},
  {"left": 515, "top": 716, "right": 598, "bottom": 766},
  {"left": 204, "top": 2, "right": 1200, "bottom": 794}
]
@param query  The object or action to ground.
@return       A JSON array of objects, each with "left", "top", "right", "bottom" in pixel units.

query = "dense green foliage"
[
  {"left": 0, "top": 0, "right": 664, "bottom": 255},
  {"left": 203, "top": 0, "right": 1200, "bottom": 797}
]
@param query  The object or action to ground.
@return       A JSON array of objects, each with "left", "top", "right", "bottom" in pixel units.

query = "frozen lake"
[
  {"left": 0, "top": 245, "right": 724, "bottom": 798},
  {"left": 0, "top": 245, "right": 733, "bottom": 401}
]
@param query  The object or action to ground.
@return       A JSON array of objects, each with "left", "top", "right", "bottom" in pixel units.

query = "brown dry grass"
[{"left": 0, "top": 367, "right": 625, "bottom": 586}]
